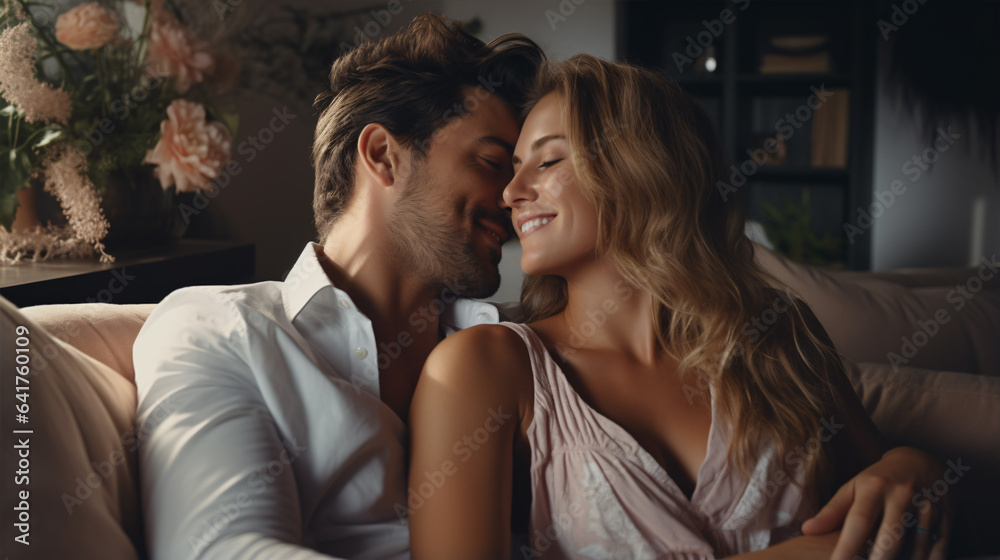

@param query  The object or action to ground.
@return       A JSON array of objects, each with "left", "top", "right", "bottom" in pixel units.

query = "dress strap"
[{"left": 493, "top": 321, "right": 555, "bottom": 415}]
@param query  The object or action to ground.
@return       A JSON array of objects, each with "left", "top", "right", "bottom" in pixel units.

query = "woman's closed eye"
[{"left": 538, "top": 158, "right": 563, "bottom": 169}]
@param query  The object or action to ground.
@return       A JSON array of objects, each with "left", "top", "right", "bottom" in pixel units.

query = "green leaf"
[
  {"left": 0, "top": 189, "right": 19, "bottom": 231},
  {"left": 0, "top": 148, "right": 32, "bottom": 229},
  {"left": 32, "top": 127, "right": 62, "bottom": 148}
]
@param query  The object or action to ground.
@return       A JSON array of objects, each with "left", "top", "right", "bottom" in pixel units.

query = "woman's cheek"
[{"left": 544, "top": 168, "right": 575, "bottom": 199}]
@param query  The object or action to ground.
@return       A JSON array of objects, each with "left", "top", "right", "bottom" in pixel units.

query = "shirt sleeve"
[{"left": 133, "top": 288, "right": 340, "bottom": 560}]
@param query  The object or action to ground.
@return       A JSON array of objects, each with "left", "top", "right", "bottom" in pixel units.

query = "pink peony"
[
  {"left": 55, "top": 2, "right": 121, "bottom": 51},
  {"left": 146, "top": 10, "right": 214, "bottom": 94},
  {"left": 144, "top": 100, "right": 232, "bottom": 193}
]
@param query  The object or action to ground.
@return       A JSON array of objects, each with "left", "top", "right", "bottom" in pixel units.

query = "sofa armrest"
[{"left": 20, "top": 303, "right": 157, "bottom": 384}]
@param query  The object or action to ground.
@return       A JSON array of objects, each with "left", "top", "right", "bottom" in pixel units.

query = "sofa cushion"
[
  {"left": 20, "top": 303, "right": 157, "bottom": 384},
  {"left": 753, "top": 243, "right": 1000, "bottom": 376},
  {"left": 0, "top": 296, "right": 144, "bottom": 558},
  {"left": 846, "top": 360, "right": 1000, "bottom": 555}
]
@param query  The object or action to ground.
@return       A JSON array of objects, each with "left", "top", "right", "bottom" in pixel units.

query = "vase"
[
  {"left": 35, "top": 167, "right": 192, "bottom": 252},
  {"left": 11, "top": 187, "right": 41, "bottom": 232}
]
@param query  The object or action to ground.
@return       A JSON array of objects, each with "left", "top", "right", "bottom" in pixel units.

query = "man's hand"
[{"left": 801, "top": 446, "right": 952, "bottom": 560}]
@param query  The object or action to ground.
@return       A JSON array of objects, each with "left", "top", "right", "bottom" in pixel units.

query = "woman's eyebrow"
[{"left": 512, "top": 134, "right": 565, "bottom": 165}]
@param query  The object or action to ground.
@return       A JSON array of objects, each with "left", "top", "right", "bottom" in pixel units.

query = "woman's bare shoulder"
[{"left": 421, "top": 323, "right": 535, "bottom": 400}]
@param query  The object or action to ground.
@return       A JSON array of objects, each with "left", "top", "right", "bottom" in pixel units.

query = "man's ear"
[{"left": 357, "top": 123, "right": 410, "bottom": 188}]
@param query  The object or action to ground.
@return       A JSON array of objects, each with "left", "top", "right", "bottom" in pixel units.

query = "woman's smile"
[{"left": 517, "top": 214, "right": 557, "bottom": 239}]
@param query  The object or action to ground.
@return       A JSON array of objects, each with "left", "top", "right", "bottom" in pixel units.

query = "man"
[{"left": 134, "top": 14, "right": 542, "bottom": 560}]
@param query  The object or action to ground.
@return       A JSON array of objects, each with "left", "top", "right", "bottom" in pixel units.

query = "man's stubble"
[{"left": 386, "top": 164, "right": 502, "bottom": 299}]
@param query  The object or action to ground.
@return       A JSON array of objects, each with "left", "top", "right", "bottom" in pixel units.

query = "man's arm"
[
  {"left": 794, "top": 300, "right": 950, "bottom": 560},
  {"left": 134, "top": 290, "right": 336, "bottom": 560}
]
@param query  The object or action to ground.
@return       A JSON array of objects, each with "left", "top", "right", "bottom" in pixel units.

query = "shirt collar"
[
  {"left": 282, "top": 243, "right": 338, "bottom": 322},
  {"left": 281, "top": 242, "right": 508, "bottom": 328}
]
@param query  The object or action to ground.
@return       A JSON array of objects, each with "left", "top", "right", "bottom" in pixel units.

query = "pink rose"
[
  {"left": 55, "top": 2, "right": 120, "bottom": 51},
  {"left": 146, "top": 10, "right": 214, "bottom": 94},
  {"left": 144, "top": 100, "right": 232, "bottom": 194}
]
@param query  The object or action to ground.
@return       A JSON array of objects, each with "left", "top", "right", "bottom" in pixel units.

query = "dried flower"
[
  {"left": 0, "top": 23, "right": 72, "bottom": 125},
  {"left": 55, "top": 2, "right": 121, "bottom": 51},
  {"left": 0, "top": 224, "right": 97, "bottom": 264},
  {"left": 5, "top": 0, "right": 26, "bottom": 20},
  {"left": 41, "top": 147, "right": 112, "bottom": 262},
  {"left": 144, "top": 99, "right": 231, "bottom": 193},
  {"left": 0, "top": 146, "right": 115, "bottom": 265},
  {"left": 146, "top": 9, "right": 214, "bottom": 94}
]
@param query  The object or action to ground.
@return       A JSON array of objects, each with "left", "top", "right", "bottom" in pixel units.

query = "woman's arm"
[{"left": 408, "top": 324, "right": 532, "bottom": 560}]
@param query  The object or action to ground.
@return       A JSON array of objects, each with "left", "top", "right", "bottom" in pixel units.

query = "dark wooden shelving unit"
[
  {"left": 0, "top": 240, "right": 255, "bottom": 307},
  {"left": 618, "top": 0, "right": 877, "bottom": 269}
]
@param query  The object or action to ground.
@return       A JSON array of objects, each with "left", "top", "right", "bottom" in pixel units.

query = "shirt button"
[
  {"left": 354, "top": 347, "right": 368, "bottom": 359},
  {"left": 338, "top": 298, "right": 350, "bottom": 309}
]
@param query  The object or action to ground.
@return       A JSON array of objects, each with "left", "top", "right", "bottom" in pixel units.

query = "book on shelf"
[
  {"left": 760, "top": 52, "right": 830, "bottom": 74},
  {"left": 810, "top": 88, "right": 850, "bottom": 167},
  {"left": 759, "top": 35, "right": 831, "bottom": 74}
]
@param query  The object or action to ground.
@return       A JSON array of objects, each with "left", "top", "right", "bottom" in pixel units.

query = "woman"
[{"left": 408, "top": 55, "right": 949, "bottom": 559}]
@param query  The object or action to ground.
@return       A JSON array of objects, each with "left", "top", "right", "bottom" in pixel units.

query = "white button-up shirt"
[{"left": 134, "top": 243, "right": 510, "bottom": 560}]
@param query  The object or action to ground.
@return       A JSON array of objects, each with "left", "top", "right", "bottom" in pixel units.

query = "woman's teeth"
[{"left": 521, "top": 217, "right": 552, "bottom": 235}]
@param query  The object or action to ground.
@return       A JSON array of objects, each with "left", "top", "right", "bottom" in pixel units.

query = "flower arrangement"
[{"left": 0, "top": 0, "right": 238, "bottom": 264}]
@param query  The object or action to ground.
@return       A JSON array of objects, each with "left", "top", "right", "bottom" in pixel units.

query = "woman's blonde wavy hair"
[{"left": 520, "top": 55, "right": 847, "bottom": 501}]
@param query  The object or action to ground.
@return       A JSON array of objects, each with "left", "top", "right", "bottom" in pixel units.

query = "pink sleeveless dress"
[{"left": 500, "top": 322, "right": 817, "bottom": 559}]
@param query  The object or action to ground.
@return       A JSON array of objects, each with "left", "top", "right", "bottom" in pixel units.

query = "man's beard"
[{"left": 386, "top": 170, "right": 502, "bottom": 299}]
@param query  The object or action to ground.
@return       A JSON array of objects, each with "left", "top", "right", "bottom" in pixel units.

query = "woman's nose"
[{"left": 501, "top": 170, "right": 535, "bottom": 209}]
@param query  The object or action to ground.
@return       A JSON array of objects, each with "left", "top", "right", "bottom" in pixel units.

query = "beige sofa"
[{"left": 4, "top": 243, "right": 999, "bottom": 559}]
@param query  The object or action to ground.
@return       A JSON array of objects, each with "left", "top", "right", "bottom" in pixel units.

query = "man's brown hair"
[{"left": 311, "top": 13, "right": 544, "bottom": 241}]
